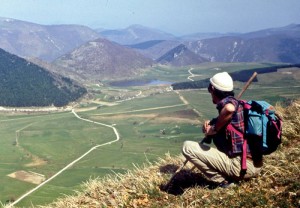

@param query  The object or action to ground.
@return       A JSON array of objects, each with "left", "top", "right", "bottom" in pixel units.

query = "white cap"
[{"left": 210, "top": 72, "right": 233, "bottom": 92}]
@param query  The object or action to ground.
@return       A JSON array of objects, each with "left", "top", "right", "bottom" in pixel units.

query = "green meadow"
[{"left": 1, "top": 63, "right": 299, "bottom": 207}]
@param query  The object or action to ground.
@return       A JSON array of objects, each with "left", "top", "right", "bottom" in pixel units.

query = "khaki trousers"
[{"left": 182, "top": 141, "right": 262, "bottom": 183}]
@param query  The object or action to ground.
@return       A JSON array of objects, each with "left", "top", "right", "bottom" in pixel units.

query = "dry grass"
[{"left": 38, "top": 100, "right": 300, "bottom": 208}]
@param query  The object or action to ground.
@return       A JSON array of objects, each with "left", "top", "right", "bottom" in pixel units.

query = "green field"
[{"left": 1, "top": 63, "right": 299, "bottom": 207}]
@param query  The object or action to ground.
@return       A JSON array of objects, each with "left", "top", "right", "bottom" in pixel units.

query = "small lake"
[{"left": 109, "top": 79, "right": 172, "bottom": 87}]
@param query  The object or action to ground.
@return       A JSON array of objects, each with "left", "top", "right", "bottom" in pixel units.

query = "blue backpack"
[{"left": 239, "top": 100, "right": 283, "bottom": 171}]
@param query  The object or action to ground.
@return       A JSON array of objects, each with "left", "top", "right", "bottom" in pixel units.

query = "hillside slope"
[
  {"left": 0, "top": 17, "right": 100, "bottom": 61},
  {"left": 130, "top": 24, "right": 300, "bottom": 65},
  {"left": 157, "top": 44, "right": 208, "bottom": 66},
  {"left": 186, "top": 24, "right": 300, "bottom": 63},
  {"left": 39, "top": 99, "right": 300, "bottom": 208},
  {"left": 128, "top": 40, "right": 182, "bottom": 60},
  {"left": 0, "top": 48, "right": 86, "bottom": 107},
  {"left": 54, "top": 38, "right": 154, "bottom": 81}
]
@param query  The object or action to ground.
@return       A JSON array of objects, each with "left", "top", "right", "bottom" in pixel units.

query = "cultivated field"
[{"left": 1, "top": 63, "right": 299, "bottom": 207}]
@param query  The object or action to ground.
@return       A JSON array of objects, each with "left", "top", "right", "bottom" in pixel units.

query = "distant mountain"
[
  {"left": 157, "top": 44, "right": 208, "bottom": 66},
  {"left": 241, "top": 24, "right": 300, "bottom": 39},
  {"left": 187, "top": 35, "right": 300, "bottom": 63},
  {"left": 128, "top": 40, "right": 182, "bottom": 60},
  {"left": 54, "top": 38, "right": 154, "bottom": 81},
  {"left": 2, "top": 17, "right": 299, "bottom": 71},
  {"left": 186, "top": 24, "right": 300, "bottom": 63},
  {"left": 179, "top": 32, "right": 239, "bottom": 41},
  {"left": 128, "top": 40, "right": 166, "bottom": 50},
  {"left": 127, "top": 24, "right": 300, "bottom": 65},
  {"left": 98, "top": 25, "right": 176, "bottom": 45},
  {"left": 0, "top": 17, "right": 100, "bottom": 61},
  {"left": 0, "top": 48, "right": 86, "bottom": 107}
]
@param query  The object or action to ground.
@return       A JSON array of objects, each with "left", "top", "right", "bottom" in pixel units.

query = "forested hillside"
[{"left": 0, "top": 48, "right": 86, "bottom": 107}]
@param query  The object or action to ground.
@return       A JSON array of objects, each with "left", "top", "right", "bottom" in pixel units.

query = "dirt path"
[
  {"left": 174, "top": 90, "right": 202, "bottom": 117},
  {"left": 15, "top": 123, "right": 34, "bottom": 146},
  {"left": 187, "top": 67, "right": 202, "bottom": 81},
  {"left": 8, "top": 101, "right": 188, "bottom": 207},
  {"left": 7, "top": 109, "right": 120, "bottom": 208},
  {"left": 14, "top": 123, "right": 48, "bottom": 168},
  {"left": 93, "top": 103, "right": 187, "bottom": 116},
  {"left": 174, "top": 90, "right": 189, "bottom": 105}
]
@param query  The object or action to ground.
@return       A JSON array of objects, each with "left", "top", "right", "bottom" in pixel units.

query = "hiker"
[{"left": 182, "top": 72, "right": 262, "bottom": 187}]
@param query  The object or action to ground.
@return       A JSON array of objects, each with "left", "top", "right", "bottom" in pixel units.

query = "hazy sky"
[{"left": 1, "top": 0, "right": 300, "bottom": 35}]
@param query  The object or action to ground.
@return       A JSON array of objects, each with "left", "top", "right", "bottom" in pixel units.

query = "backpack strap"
[
  {"left": 236, "top": 100, "right": 249, "bottom": 176},
  {"left": 225, "top": 98, "right": 249, "bottom": 177},
  {"left": 270, "top": 113, "right": 283, "bottom": 139},
  {"left": 241, "top": 136, "right": 248, "bottom": 176},
  {"left": 226, "top": 123, "right": 247, "bottom": 176}
]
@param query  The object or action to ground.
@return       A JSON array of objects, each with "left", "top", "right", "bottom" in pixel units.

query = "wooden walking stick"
[
  {"left": 236, "top": 72, "right": 257, "bottom": 99},
  {"left": 164, "top": 71, "right": 258, "bottom": 190}
]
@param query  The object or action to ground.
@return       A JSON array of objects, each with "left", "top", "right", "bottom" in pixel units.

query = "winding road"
[
  {"left": 7, "top": 100, "right": 189, "bottom": 207},
  {"left": 7, "top": 109, "right": 120, "bottom": 208},
  {"left": 187, "top": 67, "right": 202, "bottom": 81}
]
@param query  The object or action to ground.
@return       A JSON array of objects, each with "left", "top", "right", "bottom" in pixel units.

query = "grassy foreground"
[{"left": 36, "top": 100, "right": 300, "bottom": 208}]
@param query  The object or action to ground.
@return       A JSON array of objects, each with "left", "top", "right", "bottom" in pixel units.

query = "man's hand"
[
  {"left": 202, "top": 120, "right": 210, "bottom": 133},
  {"left": 203, "top": 103, "right": 235, "bottom": 136},
  {"left": 202, "top": 120, "right": 216, "bottom": 136},
  {"left": 205, "top": 125, "right": 216, "bottom": 136}
]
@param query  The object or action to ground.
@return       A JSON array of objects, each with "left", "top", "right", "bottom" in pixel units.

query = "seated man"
[{"left": 182, "top": 72, "right": 262, "bottom": 187}]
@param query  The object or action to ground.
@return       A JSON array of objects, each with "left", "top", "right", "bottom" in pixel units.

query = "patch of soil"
[{"left": 7, "top": 170, "right": 46, "bottom": 185}]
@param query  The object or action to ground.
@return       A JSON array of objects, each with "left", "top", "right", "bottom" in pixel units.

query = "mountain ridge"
[
  {"left": 157, "top": 44, "right": 208, "bottom": 66},
  {"left": 0, "top": 17, "right": 100, "bottom": 61},
  {"left": 98, "top": 24, "right": 176, "bottom": 45},
  {"left": 186, "top": 31, "right": 300, "bottom": 63},
  {"left": 54, "top": 38, "right": 154, "bottom": 81},
  {"left": 123, "top": 24, "right": 300, "bottom": 64},
  {"left": 1, "top": 17, "right": 300, "bottom": 82}
]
